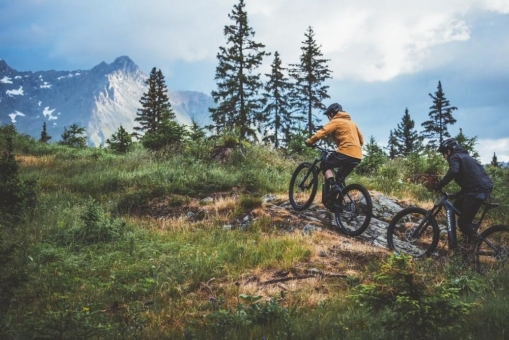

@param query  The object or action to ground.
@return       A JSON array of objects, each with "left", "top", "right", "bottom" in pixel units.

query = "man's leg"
[{"left": 455, "top": 195, "right": 483, "bottom": 239}]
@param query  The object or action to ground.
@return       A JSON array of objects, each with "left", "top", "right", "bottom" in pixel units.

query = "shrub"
[
  {"left": 349, "top": 254, "right": 474, "bottom": 339},
  {"left": 55, "top": 198, "right": 129, "bottom": 248}
]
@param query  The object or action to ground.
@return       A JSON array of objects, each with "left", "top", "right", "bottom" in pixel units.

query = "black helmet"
[
  {"left": 438, "top": 138, "right": 458, "bottom": 153},
  {"left": 323, "top": 103, "right": 343, "bottom": 116}
]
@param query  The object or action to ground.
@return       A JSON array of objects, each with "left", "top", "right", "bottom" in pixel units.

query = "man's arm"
[{"left": 436, "top": 154, "right": 460, "bottom": 189}]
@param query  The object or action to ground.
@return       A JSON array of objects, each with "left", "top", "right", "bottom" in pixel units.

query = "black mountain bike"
[
  {"left": 387, "top": 190, "right": 509, "bottom": 273},
  {"left": 288, "top": 145, "right": 372, "bottom": 236}
]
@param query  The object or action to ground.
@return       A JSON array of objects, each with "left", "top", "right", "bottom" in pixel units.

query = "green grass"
[{"left": 3, "top": 136, "right": 509, "bottom": 339}]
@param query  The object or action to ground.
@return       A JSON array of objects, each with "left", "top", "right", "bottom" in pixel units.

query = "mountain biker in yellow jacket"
[{"left": 305, "top": 103, "right": 364, "bottom": 201}]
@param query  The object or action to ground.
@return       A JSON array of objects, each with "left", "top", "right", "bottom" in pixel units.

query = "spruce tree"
[
  {"left": 134, "top": 67, "right": 174, "bottom": 136},
  {"left": 260, "top": 51, "right": 297, "bottom": 148},
  {"left": 421, "top": 81, "right": 457, "bottom": 148},
  {"left": 209, "top": 0, "right": 269, "bottom": 141},
  {"left": 386, "top": 130, "right": 398, "bottom": 160},
  {"left": 39, "top": 121, "right": 51, "bottom": 143},
  {"left": 106, "top": 125, "right": 133, "bottom": 153},
  {"left": 59, "top": 124, "right": 87, "bottom": 148},
  {"left": 394, "top": 108, "right": 423, "bottom": 156},
  {"left": 289, "top": 26, "right": 332, "bottom": 137},
  {"left": 356, "top": 136, "right": 387, "bottom": 175},
  {"left": 491, "top": 152, "right": 499, "bottom": 167}
]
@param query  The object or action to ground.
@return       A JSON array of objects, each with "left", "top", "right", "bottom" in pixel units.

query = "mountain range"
[{"left": 0, "top": 56, "right": 214, "bottom": 146}]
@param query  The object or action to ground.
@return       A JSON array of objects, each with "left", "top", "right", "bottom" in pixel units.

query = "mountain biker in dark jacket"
[{"left": 435, "top": 138, "right": 493, "bottom": 244}]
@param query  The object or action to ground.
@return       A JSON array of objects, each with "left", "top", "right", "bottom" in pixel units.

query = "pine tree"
[
  {"left": 260, "top": 51, "right": 297, "bottom": 148},
  {"left": 59, "top": 124, "right": 87, "bottom": 148},
  {"left": 142, "top": 109, "right": 186, "bottom": 152},
  {"left": 39, "top": 121, "right": 51, "bottom": 143},
  {"left": 134, "top": 67, "right": 174, "bottom": 136},
  {"left": 421, "top": 81, "right": 457, "bottom": 148},
  {"left": 356, "top": 136, "right": 387, "bottom": 175},
  {"left": 491, "top": 152, "right": 499, "bottom": 167},
  {"left": 386, "top": 130, "right": 398, "bottom": 160},
  {"left": 394, "top": 108, "right": 423, "bottom": 156},
  {"left": 289, "top": 26, "right": 332, "bottom": 137},
  {"left": 188, "top": 119, "right": 206, "bottom": 141},
  {"left": 209, "top": 0, "right": 269, "bottom": 141},
  {"left": 358, "top": 136, "right": 388, "bottom": 175},
  {"left": 106, "top": 125, "right": 133, "bottom": 153}
]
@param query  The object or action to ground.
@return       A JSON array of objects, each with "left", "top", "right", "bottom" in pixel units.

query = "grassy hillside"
[{"left": 1, "top": 130, "right": 509, "bottom": 339}]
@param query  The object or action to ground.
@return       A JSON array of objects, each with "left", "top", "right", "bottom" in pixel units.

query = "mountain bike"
[
  {"left": 288, "top": 145, "right": 372, "bottom": 236},
  {"left": 387, "top": 190, "right": 509, "bottom": 273}
]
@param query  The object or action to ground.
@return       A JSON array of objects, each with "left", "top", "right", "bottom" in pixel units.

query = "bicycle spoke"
[
  {"left": 387, "top": 207, "right": 439, "bottom": 257},
  {"left": 475, "top": 225, "right": 509, "bottom": 274}
]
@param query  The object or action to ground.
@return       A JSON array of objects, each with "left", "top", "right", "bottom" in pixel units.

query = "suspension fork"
[
  {"left": 298, "top": 163, "right": 319, "bottom": 190},
  {"left": 410, "top": 206, "right": 440, "bottom": 239}
]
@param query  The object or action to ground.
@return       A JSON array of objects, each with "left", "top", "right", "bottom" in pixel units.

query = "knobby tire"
[{"left": 387, "top": 207, "right": 440, "bottom": 258}]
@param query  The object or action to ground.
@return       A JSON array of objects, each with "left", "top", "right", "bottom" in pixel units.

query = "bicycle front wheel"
[
  {"left": 289, "top": 162, "right": 319, "bottom": 211},
  {"left": 334, "top": 183, "right": 372, "bottom": 236},
  {"left": 387, "top": 207, "right": 440, "bottom": 258},
  {"left": 475, "top": 225, "right": 509, "bottom": 274}
]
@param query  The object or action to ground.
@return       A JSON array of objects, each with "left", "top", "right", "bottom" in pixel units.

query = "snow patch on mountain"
[{"left": 0, "top": 56, "right": 214, "bottom": 146}]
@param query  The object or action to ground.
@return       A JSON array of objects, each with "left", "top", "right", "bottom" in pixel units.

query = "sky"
[{"left": 1, "top": 0, "right": 508, "bottom": 164}]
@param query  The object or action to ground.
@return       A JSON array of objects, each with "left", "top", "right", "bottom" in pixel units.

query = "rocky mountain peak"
[{"left": 0, "top": 56, "right": 214, "bottom": 146}]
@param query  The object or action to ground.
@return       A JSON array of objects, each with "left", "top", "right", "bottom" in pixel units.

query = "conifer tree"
[
  {"left": 289, "top": 26, "right": 332, "bottom": 137},
  {"left": 356, "top": 136, "right": 387, "bottom": 175},
  {"left": 135, "top": 67, "right": 174, "bottom": 136},
  {"left": 59, "top": 124, "right": 87, "bottom": 148},
  {"left": 421, "top": 81, "right": 457, "bottom": 148},
  {"left": 106, "top": 125, "right": 133, "bottom": 153},
  {"left": 491, "top": 152, "right": 499, "bottom": 167},
  {"left": 386, "top": 130, "right": 398, "bottom": 160},
  {"left": 455, "top": 128, "right": 480, "bottom": 160},
  {"left": 394, "top": 108, "right": 423, "bottom": 156},
  {"left": 39, "top": 121, "right": 51, "bottom": 143},
  {"left": 188, "top": 119, "right": 206, "bottom": 141},
  {"left": 209, "top": 0, "right": 269, "bottom": 141},
  {"left": 260, "top": 51, "right": 297, "bottom": 148}
]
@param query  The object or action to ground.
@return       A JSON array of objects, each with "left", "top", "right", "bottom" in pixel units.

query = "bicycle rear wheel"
[
  {"left": 387, "top": 207, "right": 440, "bottom": 257},
  {"left": 334, "top": 183, "right": 372, "bottom": 236},
  {"left": 289, "top": 162, "right": 319, "bottom": 211},
  {"left": 475, "top": 225, "right": 509, "bottom": 274}
]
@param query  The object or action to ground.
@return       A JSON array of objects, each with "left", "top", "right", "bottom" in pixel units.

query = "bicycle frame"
[{"left": 413, "top": 192, "right": 501, "bottom": 253}]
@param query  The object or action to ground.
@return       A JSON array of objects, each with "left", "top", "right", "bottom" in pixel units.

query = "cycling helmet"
[
  {"left": 323, "top": 103, "right": 343, "bottom": 116},
  {"left": 438, "top": 138, "right": 458, "bottom": 153}
]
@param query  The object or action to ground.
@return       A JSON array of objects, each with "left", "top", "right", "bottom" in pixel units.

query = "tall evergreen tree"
[
  {"left": 209, "top": 0, "right": 269, "bottom": 141},
  {"left": 289, "top": 26, "right": 332, "bottom": 137},
  {"left": 421, "top": 81, "right": 457, "bottom": 148},
  {"left": 394, "top": 108, "right": 423, "bottom": 156},
  {"left": 260, "top": 51, "right": 297, "bottom": 148},
  {"left": 39, "top": 122, "right": 51, "bottom": 144},
  {"left": 386, "top": 130, "right": 398, "bottom": 160},
  {"left": 491, "top": 152, "right": 499, "bottom": 167},
  {"left": 134, "top": 67, "right": 174, "bottom": 136}
]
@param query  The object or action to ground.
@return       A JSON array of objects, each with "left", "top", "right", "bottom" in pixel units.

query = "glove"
[{"left": 304, "top": 139, "right": 313, "bottom": 147}]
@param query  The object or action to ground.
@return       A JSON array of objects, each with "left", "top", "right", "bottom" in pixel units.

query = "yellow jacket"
[{"left": 306, "top": 112, "right": 364, "bottom": 159}]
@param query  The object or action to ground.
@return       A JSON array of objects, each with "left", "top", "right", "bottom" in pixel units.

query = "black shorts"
[{"left": 321, "top": 152, "right": 361, "bottom": 179}]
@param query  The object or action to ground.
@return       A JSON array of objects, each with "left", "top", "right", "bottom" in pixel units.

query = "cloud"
[
  {"left": 478, "top": 138, "right": 509, "bottom": 164},
  {"left": 2, "top": 0, "right": 508, "bottom": 81}
]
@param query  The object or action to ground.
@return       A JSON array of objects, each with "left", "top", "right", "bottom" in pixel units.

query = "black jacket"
[{"left": 438, "top": 145, "right": 493, "bottom": 194}]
